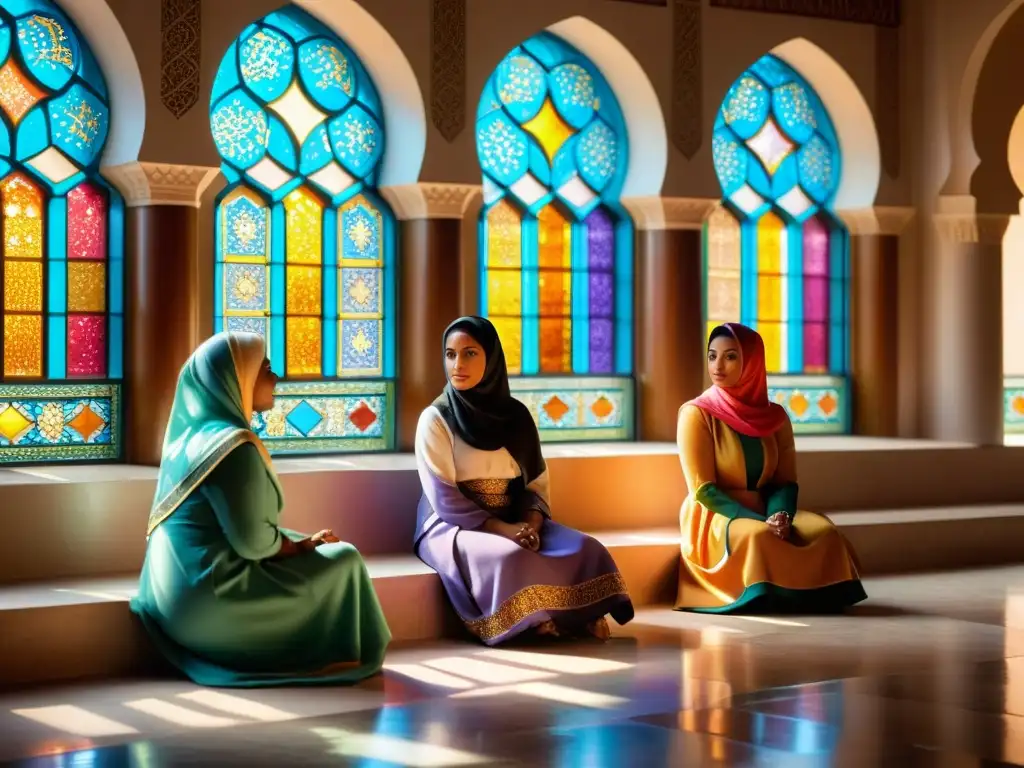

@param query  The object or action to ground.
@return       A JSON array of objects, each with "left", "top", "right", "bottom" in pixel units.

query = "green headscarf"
[{"left": 147, "top": 332, "right": 281, "bottom": 535}]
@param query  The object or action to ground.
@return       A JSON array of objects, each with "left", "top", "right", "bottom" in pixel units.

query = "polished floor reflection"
[{"left": 3, "top": 567, "right": 1024, "bottom": 766}]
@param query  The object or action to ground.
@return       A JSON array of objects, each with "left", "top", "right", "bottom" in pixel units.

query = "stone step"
[
  {"left": 3, "top": 438, "right": 1023, "bottom": 585},
  {"left": 3, "top": 507, "right": 1024, "bottom": 689}
]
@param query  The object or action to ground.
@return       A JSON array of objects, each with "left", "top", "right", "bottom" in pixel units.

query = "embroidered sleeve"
[{"left": 414, "top": 408, "right": 493, "bottom": 530}]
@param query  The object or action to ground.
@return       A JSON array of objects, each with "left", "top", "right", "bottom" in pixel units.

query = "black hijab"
[{"left": 433, "top": 316, "right": 546, "bottom": 484}]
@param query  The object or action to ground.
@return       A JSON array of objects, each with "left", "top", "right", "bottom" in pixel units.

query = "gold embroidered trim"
[
  {"left": 464, "top": 572, "right": 629, "bottom": 642},
  {"left": 461, "top": 478, "right": 512, "bottom": 510}
]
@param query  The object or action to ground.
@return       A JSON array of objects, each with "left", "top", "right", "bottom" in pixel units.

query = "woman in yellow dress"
[{"left": 674, "top": 322, "right": 866, "bottom": 613}]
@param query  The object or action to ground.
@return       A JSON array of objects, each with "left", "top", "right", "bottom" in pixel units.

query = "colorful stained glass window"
[
  {"left": 708, "top": 54, "right": 849, "bottom": 379},
  {"left": 211, "top": 6, "right": 396, "bottom": 453},
  {"left": 476, "top": 33, "right": 633, "bottom": 379},
  {"left": 0, "top": 1, "right": 124, "bottom": 463}
]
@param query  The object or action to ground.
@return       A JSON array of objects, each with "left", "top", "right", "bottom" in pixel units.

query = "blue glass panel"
[
  {"left": 750, "top": 55, "right": 792, "bottom": 88},
  {"left": 1, "top": 1, "right": 55, "bottom": 18},
  {"left": 340, "top": 319, "right": 380, "bottom": 371},
  {"left": 47, "top": 83, "right": 108, "bottom": 167},
  {"left": 238, "top": 26, "right": 294, "bottom": 103},
  {"left": 108, "top": 315, "right": 123, "bottom": 379},
  {"left": 266, "top": 115, "right": 297, "bottom": 171},
  {"left": 262, "top": 9, "right": 317, "bottom": 43},
  {"left": 526, "top": 144, "right": 552, "bottom": 188},
  {"left": 76, "top": 44, "right": 107, "bottom": 99},
  {"left": 15, "top": 106, "right": 47, "bottom": 160},
  {"left": 47, "top": 315, "right": 64, "bottom": 378},
  {"left": 772, "top": 81, "right": 816, "bottom": 145},
  {"left": 0, "top": 24, "right": 12, "bottom": 67},
  {"left": 550, "top": 135, "right": 577, "bottom": 190},
  {"left": 712, "top": 130, "right": 746, "bottom": 197},
  {"left": 108, "top": 192, "right": 124, "bottom": 314},
  {"left": 720, "top": 74, "right": 770, "bottom": 140},
  {"left": 476, "top": 110, "right": 529, "bottom": 186},
  {"left": 298, "top": 38, "right": 355, "bottom": 113},
  {"left": 746, "top": 153, "right": 772, "bottom": 199},
  {"left": 299, "top": 123, "right": 332, "bottom": 175},
  {"left": 493, "top": 50, "right": 546, "bottom": 123},
  {"left": 15, "top": 9, "right": 77, "bottom": 91},
  {"left": 322, "top": 210, "right": 337, "bottom": 377},
  {"left": 770, "top": 153, "right": 800, "bottom": 199},
  {"left": 549, "top": 63, "right": 595, "bottom": 130},
  {"left": 210, "top": 90, "right": 270, "bottom": 170},
  {"left": 798, "top": 134, "right": 838, "bottom": 204},
  {"left": 329, "top": 104, "right": 383, "bottom": 178},
  {"left": 340, "top": 201, "right": 381, "bottom": 261},
  {"left": 211, "top": 42, "right": 239, "bottom": 104},
  {"left": 223, "top": 194, "right": 268, "bottom": 256},
  {"left": 576, "top": 119, "right": 618, "bottom": 193}
]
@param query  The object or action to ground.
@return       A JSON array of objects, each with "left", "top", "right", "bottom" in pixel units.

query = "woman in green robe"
[{"left": 130, "top": 332, "right": 391, "bottom": 687}]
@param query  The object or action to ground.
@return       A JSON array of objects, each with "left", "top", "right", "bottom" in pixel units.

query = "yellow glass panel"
[
  {"left": 486, "top": 200, "right": 522, "bottom": 268},
  {"left": 286, "top": 316, "right": 321, "bottom": 377},
  {"left": 539, "top": 317, "right": 572, "bottom": 373},
  {"left": 487, "top": 269, "right": 521, "bottom": 316},
  {"left": 284, "top": 187, "right": 322, "bottom": 264},
  {"left": 537, "top": 205, "right": 571, "bottom": 269},
  {"left": 286, "top": 265, "right": 321, "bottom": 315},
  {"left": 4, "top": 314, "right": 42, "bottom": 376},
  {"left": 3, "top": 174, "right": 43, "bottom": 259},
  {"left": 756, "top": 212, "right": 783, "bottom": 274},
  {"left": 707, "top": 272, "right": 740, "bottom": 322},
  {"left": 706, "top": 206, "right": 741, "bottom": 271},
  {"left": 490, "top": 316, "right": 522, "bottom": 374},
  {"left": 522, "top": 99, "right": 574, "bottom": 164},
  {"left": 4, "top": 260, "right": 42, "bottom": 312},
  {"left": 67, "top": 262, "right": 106, "bottom": 312},
  {"left": 538, "top": 269, "right": 571, "bottom": 317},
  {"left": 759, "top": 321, "right": 783, "bottom": 373},
  {"left": 757, "top": 275, "right": 783, "bottom": 321}
]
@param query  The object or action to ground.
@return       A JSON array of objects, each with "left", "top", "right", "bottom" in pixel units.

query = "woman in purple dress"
[{"left": 413, "top": 316, "right": 634, "bottom": 645}]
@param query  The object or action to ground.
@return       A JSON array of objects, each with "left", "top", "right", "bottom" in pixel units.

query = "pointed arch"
[{"left": 210, "top": 5, "right": 397, "bottom": 454}]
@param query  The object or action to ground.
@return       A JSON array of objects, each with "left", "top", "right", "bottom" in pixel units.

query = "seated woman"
[
  {"left": 414, "top": 316, "right": 634, "bottom": 645},
  {"left": 130, "top": 332, "right": 391, "bottom": 687},
  {"left": 674, "top": 322, "right": 867, "bottom": 614}
]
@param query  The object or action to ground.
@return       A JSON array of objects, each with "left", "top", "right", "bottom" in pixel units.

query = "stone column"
[
  {"left": 103, "top": 162, "right": 220, "bottom": 465},
  {"left": 840, "top": 206, "right": 915, "bottom": 436},
  {"left": 624, "top": 197, "right": 713, "bottom": 443},
  {"left": 922, "top": 197, "right": 1007, "bottom": 445},
  {"left": 381, "top": 182, "right": 479, "bottom": 451}
]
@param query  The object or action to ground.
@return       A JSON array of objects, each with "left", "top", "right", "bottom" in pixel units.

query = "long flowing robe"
[
  {"left": 414, "top": 406, "right": 634, "bottom": 644},
  {"left": 674, "top": 404, "right": 867, "bottom": 613}
]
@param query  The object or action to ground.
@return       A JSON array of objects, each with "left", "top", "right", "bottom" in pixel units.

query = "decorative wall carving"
[
  {"left": 708, "top": 0, "right": 900, "bottom": 27},
  {"left": 839, "top": 206, "right": 914, "bottom": 235},
  {"left": 933, "top": 213, "right": 1011, "bottom": 245},
  {"left": 875, "top": 25, "right": 901, "bottom": 177},
  {"left": 381, "top": 183, "right": 480, "bottom": 220},
  {"left": 160, "top": 0, "right": 202, "bottom": 119},
  {"left": 672, "top": 0, "right": 703, "bottom": 160},
  {"left": 431, "top": 0, "right": 466, "bottom": 142},
  {"left": 102, "top": 162, "right": 221, "bottom": 208}
]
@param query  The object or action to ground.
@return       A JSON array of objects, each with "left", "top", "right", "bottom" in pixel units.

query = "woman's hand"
[
  {"left": 766, "top": 512, "right": 791, "bottom": 540},
  {"left": 492, "top": 521, "right": 540, "bottom": 551},
  {"left": 310, "top": 529, "right": 340, "bottom": 546}
]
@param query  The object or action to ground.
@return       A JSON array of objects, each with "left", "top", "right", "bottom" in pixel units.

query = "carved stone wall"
[
  {"left": 431, "top": 0, "right": 467, "bottom": 142},
  {"left": 160, "top": 0, "right": 202, "bottom": 119},
  {"left": 672, "top": 0, "right": 703, "bottom": 160}
]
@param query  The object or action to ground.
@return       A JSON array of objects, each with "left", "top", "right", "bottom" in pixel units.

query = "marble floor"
[{"left": 3, "top": 567, "right": 1024, "bottom": 767}]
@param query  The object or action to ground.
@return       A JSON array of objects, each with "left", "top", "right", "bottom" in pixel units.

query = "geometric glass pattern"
[
  {"left": 211, "top": 6, "right": 396, "bottom": 453},
  {"left": 708, "top": 54, "right": 849, "bottom": 433},
  {"left": 250, "top": 379, "right": 392, "bottom": 454},
  {"left": 0, "top": 383, "right": 120, "bottom": 462},
  {"left": 765, "top": 375, "right": 848, "bottom": 435},
  {"left": 508, "top": 376, "right": 633, "bottom": 442},
  {"left": 476, "top": 32, "right": 634, "bottom": 443},
  {"left": 0, "top": 1, "right": 124, "bottom": 464},
  {"left": 1003, "top": 378, "right": 1024, "bottom": 435}
]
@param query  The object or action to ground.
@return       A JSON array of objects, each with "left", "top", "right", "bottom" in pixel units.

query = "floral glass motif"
[
  {"left": 476, "top": 32, "right": 633, "bottom": 380},
  {"left": 708, "top": 54, "right": 848, "bottom": 433},
  {"left": 211, "top": 6, "right": 396, "bottom": 454},
  {"left": 0, "top": 1, "right": 124, "bottom": 464}
]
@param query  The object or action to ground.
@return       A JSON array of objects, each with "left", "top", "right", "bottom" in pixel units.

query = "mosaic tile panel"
[
  {"left": 767, "top": 375, "right": 848, "bottom": 435},
  {"left": 509, "top": 376, "right": 633, "bottom": 442},
  {"left": 251, "top": 379, "right": 393, "bottom": 454},
  {"left": 0, "top": 383, "right": 120, "bottom": 462},
  {"left": 1003, "top": 378, "right": 1024, "bottom": 434}
]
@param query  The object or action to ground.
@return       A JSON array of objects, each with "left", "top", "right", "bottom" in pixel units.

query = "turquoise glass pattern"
[
  {"left": 476, "top": 31, "right": 635, "bottom": 443},
  {"left": 0, "top": 0, "right": 124, "bottom": 464},
  {"left": 211, "top": 5, "right": 396, "bottom": 454},
  {"left": 708, "top": 54, "right": 850, "bottom": 435}
]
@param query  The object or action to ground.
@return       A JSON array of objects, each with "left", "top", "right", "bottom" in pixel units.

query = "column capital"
[
  {"left": 837, "top": 206, "right": 915, "bottom": 236},
  {"left": 101, "top": 162, "right": 220, "bottom": 208},
  {"left": 380, "top": 182, "right": 480, "bottom": 220},
  {"left": 622, "top": 196, "right": 717, "bottom": 231},
  {"left": 932, "top": 212, "right": 1010, "bottom": 244}
]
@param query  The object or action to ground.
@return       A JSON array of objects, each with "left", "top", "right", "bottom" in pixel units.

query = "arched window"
[
  {"left": 0, "top": 1, "right": 123, "bottom": 463},
  {"left": 475, "top": 32, "right": 634, "bottom": 442},
  {"left": 211, "top": 7, "right": 396, "bottom": 454},
  {"left": 708, "top": 54, "right": 849, "bottom": 433}
]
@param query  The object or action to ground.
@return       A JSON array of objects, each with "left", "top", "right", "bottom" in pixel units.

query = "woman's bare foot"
[
  {"left": 536, "top": 619, "right": 560, "bottom": 637},
  {"left": 586, "top": 617, "right": 611, "bottom": 641}
]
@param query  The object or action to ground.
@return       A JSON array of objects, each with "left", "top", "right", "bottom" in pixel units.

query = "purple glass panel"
[
  {"left": 804, "top": 322, "right": 828, "bottom": 372},
  {"left": 804, "top": 276, "right": 828, "bottom": 322},
  {"left": 589, "top": 319, "right": 614, "bottom": 373},
  {"left": 589, "top": 272, "right": 614, "bottom": 318},
  {"left": 586, "top": 207, "right": 614, "bottom": 271},
  {"left": 802, "top": 216, "right": 830, "bottom": 276}
]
